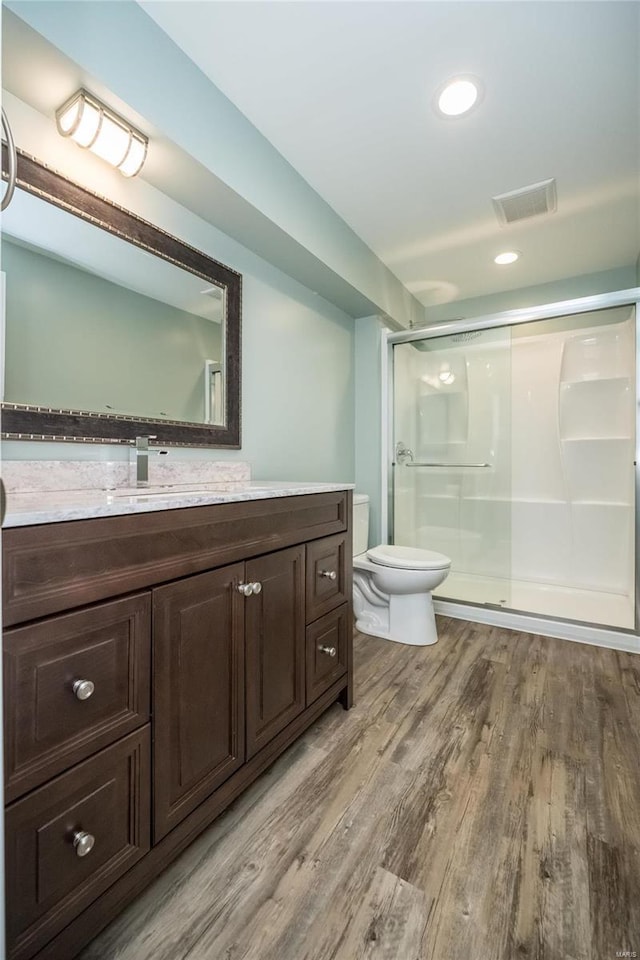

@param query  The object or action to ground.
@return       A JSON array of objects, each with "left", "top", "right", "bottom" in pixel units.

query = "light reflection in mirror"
[{"left": 2, "top": 187, "right": 226, "bottom": 426}]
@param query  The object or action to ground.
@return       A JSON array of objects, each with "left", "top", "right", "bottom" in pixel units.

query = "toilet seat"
[{"left": 366, "top": 544, "right": 450, "bottom": 571}]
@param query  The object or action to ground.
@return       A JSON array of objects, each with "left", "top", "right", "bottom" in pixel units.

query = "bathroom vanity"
[{"left": 2, "top": 484, "right": 353, "bottom": 960}]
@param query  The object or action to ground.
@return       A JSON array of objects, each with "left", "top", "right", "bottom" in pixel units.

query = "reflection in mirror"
[
  {"left": 0, "top": 150, "right": 241, "bottom": 447},
  {"left": 3, "top": 231, "right": 226, "bottom": 426}
]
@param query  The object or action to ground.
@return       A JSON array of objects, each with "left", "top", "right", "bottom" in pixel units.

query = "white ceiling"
[{"left": 142, "top": 0, "right": 640, "bottom": 310}]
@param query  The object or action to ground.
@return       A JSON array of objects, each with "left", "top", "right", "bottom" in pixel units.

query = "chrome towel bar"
[{"left": 401, "top": 461, "right": 492, "bottom": 468}]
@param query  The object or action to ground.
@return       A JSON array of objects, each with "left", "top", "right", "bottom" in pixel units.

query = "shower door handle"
[{"left": 402, "top": 462, "right": 492, "bottom": 468}]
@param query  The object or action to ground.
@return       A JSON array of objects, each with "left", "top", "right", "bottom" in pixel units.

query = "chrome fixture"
[
  {"left": 395, "top": 441, "right": 414, "bottom": 464},
  {"left": 72, "top": 830, "right": 95, "bottom": 858},
  {"left": 134, "top": 435, "right": 156, "bottom": 486},
  {"left": 319, "top": 569, "right": 337, "bottom": 581},
  {"left": 318, "top": 644, "right": 337, "bottom": 658},
  {"left": 1, "top": 106, "right": 17, "bottom": 211},
  {"left": 405, "top": 461, "right": 492, "bottom": 468},
  {"left": 237, "top": 582, "right": 262, "bottom": 596},
  {"left": 56, "top": 89, "right": 148, "bottom": 177},
  {"left": 73, "top": 679, "right": 95, "bottom": 701}
]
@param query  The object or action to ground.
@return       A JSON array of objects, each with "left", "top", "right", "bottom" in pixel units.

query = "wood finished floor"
[{"left": 80, "top": 618, "right": 640, "bottom": 960}]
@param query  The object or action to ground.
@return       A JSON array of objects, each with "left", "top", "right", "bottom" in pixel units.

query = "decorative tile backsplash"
[{"left": 2, "top": 459, "right": 251, "bottom": 493}]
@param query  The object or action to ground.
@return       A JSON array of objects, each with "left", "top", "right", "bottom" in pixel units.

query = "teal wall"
[
  {"left": 354, "top": 316, "right": 386, "bottom": 547},
  {"left": 1, "top": 186, "right": 356, "bottom": 481},
  {"left": 1, "top": 6, "right": 359, "bottom": 482},
  {"left": 2, "top": 244, "right": 355, "bottom": 483},
  {"left": 4, "top": 2, "right": 423, "bottom": 327},
  {"left": 3, "top": 239, "right": 222, "bottom": 423},
  {"left": 423, "top": 266, "right": 638, "bottom": 326}
]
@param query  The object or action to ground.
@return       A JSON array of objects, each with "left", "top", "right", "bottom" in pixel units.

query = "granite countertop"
[{"left": 2, "top": 481, "right": 355, "bottom": 528}]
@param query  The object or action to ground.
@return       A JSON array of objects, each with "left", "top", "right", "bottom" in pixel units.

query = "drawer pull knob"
[
  {"left": 318, "top": 644, "right": 337, "bottom": 658},
  {"left": 238, "top": 582, "right": 262, "bottom": 596},
  {"left": 73, "top": 679, "right": 95, "bottom": 701},
  {"left": 73, "top": 831, "right": 95, "bottom": 858},
  {"left": 319, "top": 570, "right": 337, "bottom": 581}
]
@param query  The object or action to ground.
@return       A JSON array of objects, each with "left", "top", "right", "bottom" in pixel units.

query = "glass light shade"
[
  {"left": 70, "top": 103, "right": 101, "bottom": 148},
  {"left": 89, "top": 114, "right": 131, "bottom": 167},
  {"left": 56, "top": 90, "right": 148, "bottom": 177},
  {"left": 57, "top": 96, "right": 82, "bottom": 134},
  {"left": 119, "top": 135, "right": 147, "bottom": 178}
]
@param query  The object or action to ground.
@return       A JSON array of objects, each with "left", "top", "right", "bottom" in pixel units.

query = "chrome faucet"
[{"left": 134, "top": 435, "right": 157, "bottom": 486}]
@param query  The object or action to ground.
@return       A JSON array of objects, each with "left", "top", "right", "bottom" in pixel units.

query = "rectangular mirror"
[{"left": 1, "top": 150, "right": 241, "bottom": 447}]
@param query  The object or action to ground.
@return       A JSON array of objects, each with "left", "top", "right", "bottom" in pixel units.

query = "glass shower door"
[{"left": 392, "top": 326, "right": 512, "bottom": 607}]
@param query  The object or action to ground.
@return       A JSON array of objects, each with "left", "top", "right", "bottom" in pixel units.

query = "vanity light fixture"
[
  {"left": 56, "top": 90, "right": 148, "bottom": 177},
  {"left": 434, "top": 76, "right": 482, "bottom": 118},
  {"left": 494, "top": 251, "right": 520, "bottom": 265}
]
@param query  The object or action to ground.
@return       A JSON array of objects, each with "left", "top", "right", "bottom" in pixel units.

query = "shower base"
[{"left": 435, "top": 572, "right": 635, "bottom": 630}]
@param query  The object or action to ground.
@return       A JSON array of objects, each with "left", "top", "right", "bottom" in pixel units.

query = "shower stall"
[{"left": 385, "top": 291, "right": 639, "bottom": 639}]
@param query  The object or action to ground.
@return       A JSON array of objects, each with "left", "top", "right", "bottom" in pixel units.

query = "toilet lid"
[{"left": 367, "top": 544, "right": 451, "bottom": 571}]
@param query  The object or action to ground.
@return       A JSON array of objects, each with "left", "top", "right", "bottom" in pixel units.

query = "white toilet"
[{"left": 352, "top": 494, "right": 451, "bottom": 646}]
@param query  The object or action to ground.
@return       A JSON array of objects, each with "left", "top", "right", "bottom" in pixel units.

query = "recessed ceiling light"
[
  {"left": 494, "top": 251, "right": 520, "bottom": 265},
  {"left": 434, "top": 76, "right": 482, "bottom": 118}
]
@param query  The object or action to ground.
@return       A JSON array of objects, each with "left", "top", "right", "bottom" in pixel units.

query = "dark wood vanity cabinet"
[{"left": 3, "top": 491, "right": 353, "bottom": 960}]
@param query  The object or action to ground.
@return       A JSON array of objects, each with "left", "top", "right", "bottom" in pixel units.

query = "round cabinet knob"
[
  {"left": 237, "top": 583, "right": 253, "bottom": 597},
  {"left": 318, "top": 644, "right": 337, "bottom": 658},
  {"left": 320, "top": 570, "right": 337, "bottom": 581},
  {"left": 72, "top": 679, "right": 95, "bottom": 701},
  {"left": 72, "top": 830, "right": 95, "bottom": 858},
  {"left": 250, "top": 581, "right": 262, "bottom": 595}
]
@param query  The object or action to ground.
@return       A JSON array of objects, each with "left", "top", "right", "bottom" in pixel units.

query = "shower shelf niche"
[
  {"left": 558, "top": 323, "right": 634, "bottom": 510},
  {"left": 558, "top": 377, "right": 632, "bottom": 440},
  {"left": 560, "top": 437, "right": 633, "bottom": 504},
  {"left": 559, "top": 327, "right": 633, "bottom": 382}
]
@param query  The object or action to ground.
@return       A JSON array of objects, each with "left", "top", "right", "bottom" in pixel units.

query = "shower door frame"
[{"left": 382, "top": 286, "right": 640, "bottom": 652}]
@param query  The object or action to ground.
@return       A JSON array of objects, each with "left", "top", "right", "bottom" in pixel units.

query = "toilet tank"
[{"left": 352, "top": 494, "right": 370, "bottom": 556}]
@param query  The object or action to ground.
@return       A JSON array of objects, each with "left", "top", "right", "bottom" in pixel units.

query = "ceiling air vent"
[{"left": 492, "top": 178, "right": 557, "bottom": 226}]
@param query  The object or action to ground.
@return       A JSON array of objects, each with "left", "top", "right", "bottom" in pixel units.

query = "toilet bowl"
[{"left": 352, "top": 496, "right": 451, "bottom": 646}]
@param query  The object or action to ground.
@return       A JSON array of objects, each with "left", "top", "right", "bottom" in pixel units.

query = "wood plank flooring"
[{"left": 79, "top": 618, "right": 640, "bottom": 960}]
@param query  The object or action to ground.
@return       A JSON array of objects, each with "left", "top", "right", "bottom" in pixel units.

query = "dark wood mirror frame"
[{"left": 1, "top": 149, "right": 241, "bottom": 447}]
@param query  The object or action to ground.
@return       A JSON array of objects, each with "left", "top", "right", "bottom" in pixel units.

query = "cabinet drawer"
[
  {"left": 6, "top": 726, "right": 150, "bottom": 960},
  {"left": 4, "top": 593, "right": 150, "bottom": 803},
  {"left": 306, "top": 604, "right": 349, "bottom": 705},
  {"left": 3, "top": 491, "right": 348, "bottom": 625},
  {"left": 306, "top": 533, "right": 349, "bottom": 623}
]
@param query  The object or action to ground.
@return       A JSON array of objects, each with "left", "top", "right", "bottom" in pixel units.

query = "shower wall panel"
[
  {"left": 510, "top": 308, "right": 634, "bottom": 599},
  {"left": 392, "top": 302, "right": 636, "bottom": 628}
]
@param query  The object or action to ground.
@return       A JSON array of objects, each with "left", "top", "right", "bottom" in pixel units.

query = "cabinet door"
[
  {"left": 245, "top": 546, "right": 305, "bottom": 759},
  {"left": 153, "top": 564, "right": 245, "bottom": 842},
  {"left": 6, "top": 727, "right": 149, "bottom": 960}
]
